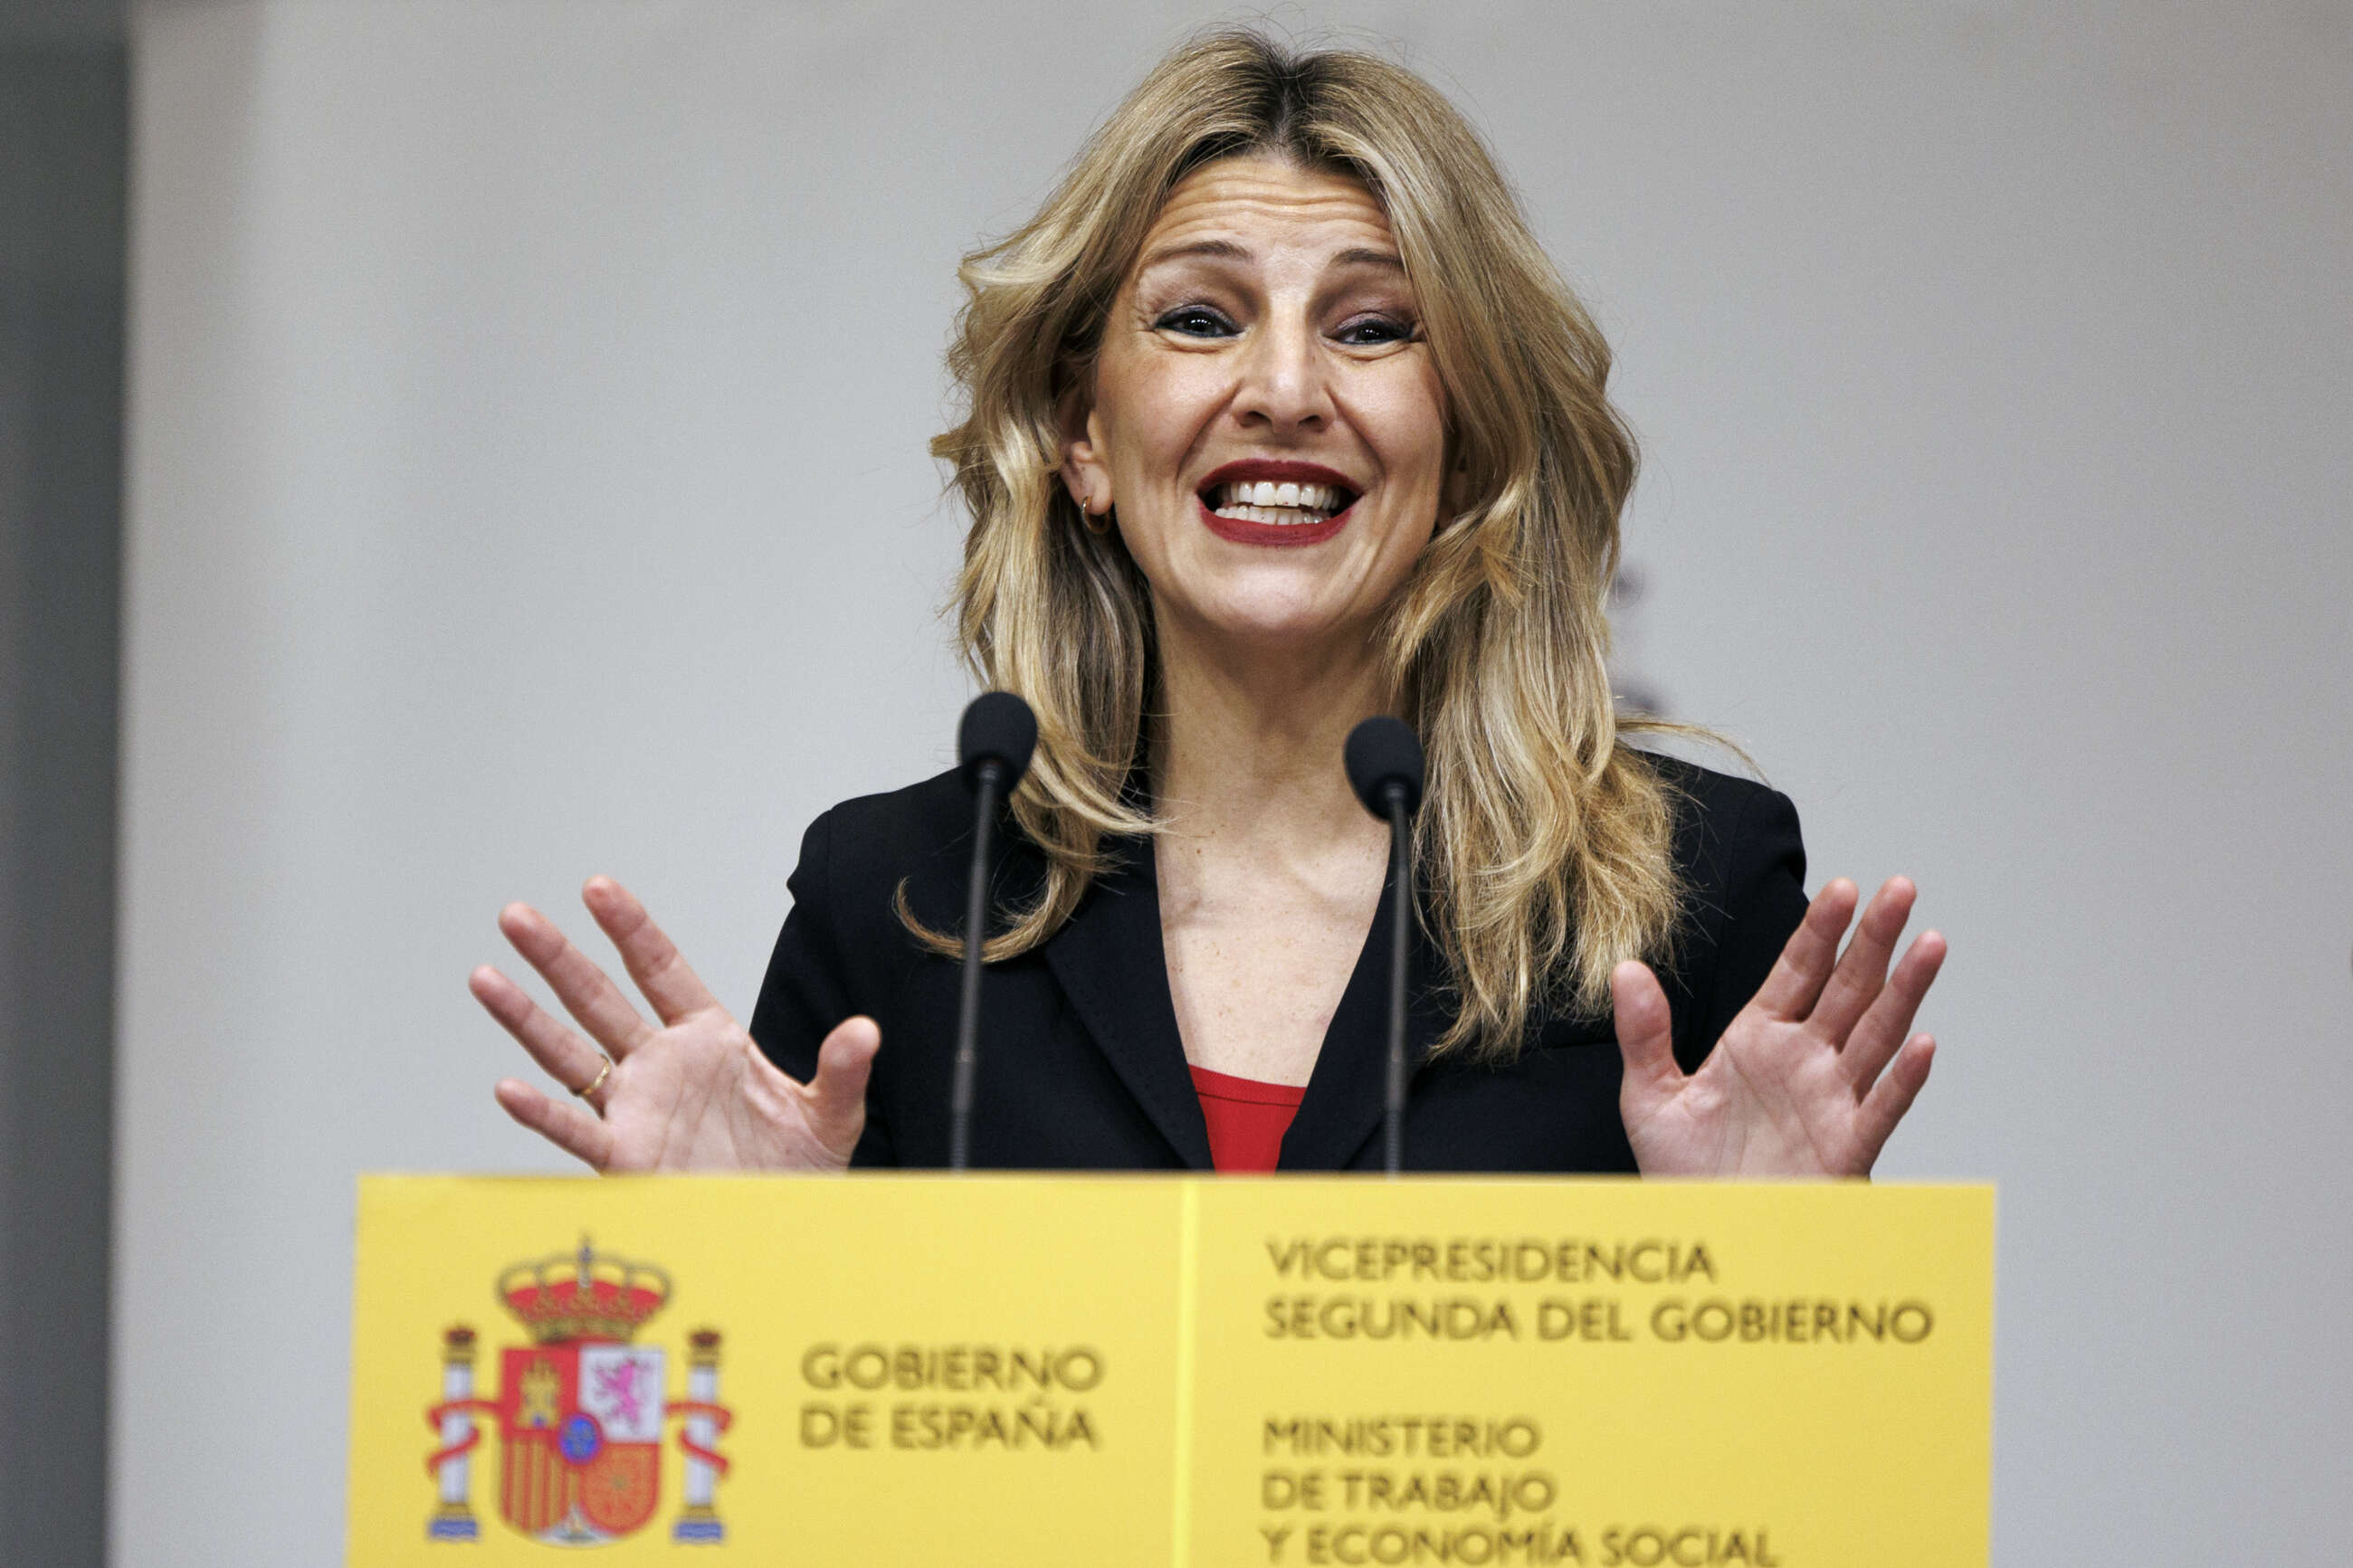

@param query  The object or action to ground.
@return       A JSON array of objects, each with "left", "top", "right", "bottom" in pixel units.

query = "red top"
[{"left": 1188, "top": 1064, "right": 1307, "bottom": 1173}]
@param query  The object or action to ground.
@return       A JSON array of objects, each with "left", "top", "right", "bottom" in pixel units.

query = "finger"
[
  {"left": 1748, "top": 879, "right": 1860, "bottom": 1022},
  {"left": 1808, "top": 877, "right": 1919, "bottom": 1043},
  {"left": 471, "top": 965, "right": 612, "bottom": 1097},
  {"left": 1842, "top": 929, "right": 1947, "bottom": 1094},
  {"left": 582, "top": 876, "right": 722, "bottom": 1027},
  {"left": 494, "top": 1078, "right": 615, "bottom": 1170},
  {"left": 1610, "top": 961, "right": 1682, "bottom": 1112},
  {"left": 498, "top": 901, "right": 655, "bottom": 1057},
  {"left": 801, "top": 1016, "right": 881, "bottom": 1158},
  {"left": 1853, "top": 1034, "right": 1936, "bottom": 1171}
]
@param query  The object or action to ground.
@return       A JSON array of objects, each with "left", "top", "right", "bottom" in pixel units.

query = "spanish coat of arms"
[{"left": 424, "top": 1239, "right": 733, "bottom": 1544}]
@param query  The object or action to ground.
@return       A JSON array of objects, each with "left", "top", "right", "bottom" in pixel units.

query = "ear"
[{"left": 1059, "top": 372, "right": 1110, "bottom": 513}]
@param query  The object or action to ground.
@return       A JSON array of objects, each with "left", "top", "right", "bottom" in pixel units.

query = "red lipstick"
[{"left": 1195, "top": 459, "right": 1361, "bottom": 548}]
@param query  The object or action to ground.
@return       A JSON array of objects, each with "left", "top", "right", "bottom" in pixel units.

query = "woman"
[{"left": 470, "top": 32, "right": 1943, "bottom": 1176}]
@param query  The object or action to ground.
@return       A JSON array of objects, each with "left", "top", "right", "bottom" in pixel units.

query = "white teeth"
[
  {"left": 1209, "top": 480, "right": 1348, "bottom": 515},
  {"left": 1210, "top": 501, "right": 1335, "bottom": 526}
]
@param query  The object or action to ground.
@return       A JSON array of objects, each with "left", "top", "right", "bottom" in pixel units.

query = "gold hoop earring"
[{"left": 1081, "top": 499, "right": 1112, "bottom": 536}]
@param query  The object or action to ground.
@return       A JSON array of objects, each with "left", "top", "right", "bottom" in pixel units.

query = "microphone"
[
  {"left": 1344, "top": 717, "right": 1426, "bottom": 1176},
  {"left": 949, "top": 691, "right": 1038, "bottom": 1171}
]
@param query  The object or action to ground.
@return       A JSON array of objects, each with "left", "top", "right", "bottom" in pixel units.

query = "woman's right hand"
[{"left": 470, "top": 876, "right": 879, "bottom": 1173}]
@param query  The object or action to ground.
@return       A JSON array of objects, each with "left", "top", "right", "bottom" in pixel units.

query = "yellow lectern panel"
[
  {"left": 348, "top": 1176, "right": 1989, "bottom": 1567},
  {"left": 1181, "top": 1180, "right": 1992, "bottom": 1568},
  {"left": 350, "top": 1175, "right": 1186, "bottom": 1565}
]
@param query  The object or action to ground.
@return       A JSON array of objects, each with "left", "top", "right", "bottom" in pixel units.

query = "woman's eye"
[
  {"left": 1155, "top": 305, "right": 1236, "bottom": 337},
  {"left": 1336, "top": 315, "right": 1415, "bottom": 347}
]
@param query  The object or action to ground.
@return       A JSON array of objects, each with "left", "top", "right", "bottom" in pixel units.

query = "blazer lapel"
[
  {"left": 1043, "top": 836, "right": 1215, "bottom": 1170},
  {"left": 1278, "top": 865, "right": 1442, "bottom": 1171}
]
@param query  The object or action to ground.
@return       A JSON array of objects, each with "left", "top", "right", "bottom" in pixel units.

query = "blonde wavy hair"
[{"left": 915, "top": 29, "right": 1686, "bottom": 1060}]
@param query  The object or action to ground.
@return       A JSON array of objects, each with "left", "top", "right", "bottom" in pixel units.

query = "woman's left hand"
[{"left": 1612, "top": 877, "right": 1944, "bottom": 1177}]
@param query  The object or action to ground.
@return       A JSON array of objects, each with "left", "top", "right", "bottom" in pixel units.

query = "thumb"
[
  {"left": 802, "top": 1015, "right": 881, "bottom": 1140},
  {"left": 1611, "top": 960, "right": 1682, "bottom": 1113}
]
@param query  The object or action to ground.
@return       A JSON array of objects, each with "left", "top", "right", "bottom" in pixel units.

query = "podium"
[{"left": 348, "top": 1175, "right": 1992, "bottom": 1564}]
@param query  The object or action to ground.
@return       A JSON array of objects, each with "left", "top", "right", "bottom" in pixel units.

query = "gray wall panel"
[{"left": 0, "top": 39, "right": 126, "bottom": 1568}]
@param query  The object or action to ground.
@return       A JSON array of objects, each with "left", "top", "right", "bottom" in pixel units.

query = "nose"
[{"left": 1230, "top": 312, "right": 1333, "bottom": 434}]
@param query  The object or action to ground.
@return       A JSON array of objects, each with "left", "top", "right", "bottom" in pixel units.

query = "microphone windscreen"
[
  {"left": 958, "top": 690, "right": 1039, "bottom": 793},
  {"left": 1344, "top": 716, "right": 1424, "bottom": 818}
]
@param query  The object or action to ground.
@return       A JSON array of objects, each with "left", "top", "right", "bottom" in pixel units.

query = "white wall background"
[{"left": 118, "top": 2, "right": 2351, "bottom": 1563}]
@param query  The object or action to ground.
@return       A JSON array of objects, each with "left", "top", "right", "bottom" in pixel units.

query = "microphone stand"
[
  {"left": 948, "top": 759, "right": 1004, "bottom": 1174},
  {"left": 946, "top": 689, "right": 1036, "bottom": 1174},
  {"left": 1344, "top": 713, "right": 1424, "bottom": 1177},
  {"left": 1381, "top": 784, "right": 1411, "bottom": 1177}
]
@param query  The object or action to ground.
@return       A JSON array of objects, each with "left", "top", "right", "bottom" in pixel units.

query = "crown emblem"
[
  {"left": 427, "top": 1238, "right": 730, "bottom": 1546},
  {"left": 496, "top": 1238, "right": 670, "bottom": 1345}
]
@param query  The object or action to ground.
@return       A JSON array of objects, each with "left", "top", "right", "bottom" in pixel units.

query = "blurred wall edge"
[{"left": 0, "top": 29, "right": 129, "bottom": 1568}]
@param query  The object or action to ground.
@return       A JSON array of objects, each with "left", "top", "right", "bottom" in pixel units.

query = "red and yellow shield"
[
  {"left": 496, "top": 1341, "right": 666, "bottom": 1542},
  {"left": 423, "top": 1240, "right": 731, "bottom": 1546}
]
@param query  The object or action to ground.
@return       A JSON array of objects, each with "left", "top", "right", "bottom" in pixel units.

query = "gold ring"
[{"left": 573, "top": 1056, "right": 614, "bottom": 1100}]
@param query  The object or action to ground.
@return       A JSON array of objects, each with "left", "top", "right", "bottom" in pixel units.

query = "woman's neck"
[{"left": 1149, "top": 609, "right": 1394, "bottom": 860}]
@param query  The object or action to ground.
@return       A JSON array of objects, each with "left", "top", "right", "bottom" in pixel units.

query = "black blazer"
[{"left": 749, "top": 755, "right": 1807, "bottom": 1173}]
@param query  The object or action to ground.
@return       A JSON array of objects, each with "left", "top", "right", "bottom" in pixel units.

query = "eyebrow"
[{"left": 1136, "top": 239, "right": 1406, "bottom": 273}]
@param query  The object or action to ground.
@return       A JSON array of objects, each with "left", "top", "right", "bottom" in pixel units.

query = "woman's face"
[{"left": 1065, "top": 155, "right": 1450, "bottom": 656}]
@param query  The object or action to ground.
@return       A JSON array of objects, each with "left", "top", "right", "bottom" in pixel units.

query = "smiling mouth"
[{"left": 1202, "top": 478, "right": 1356, "bottom": 527}]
